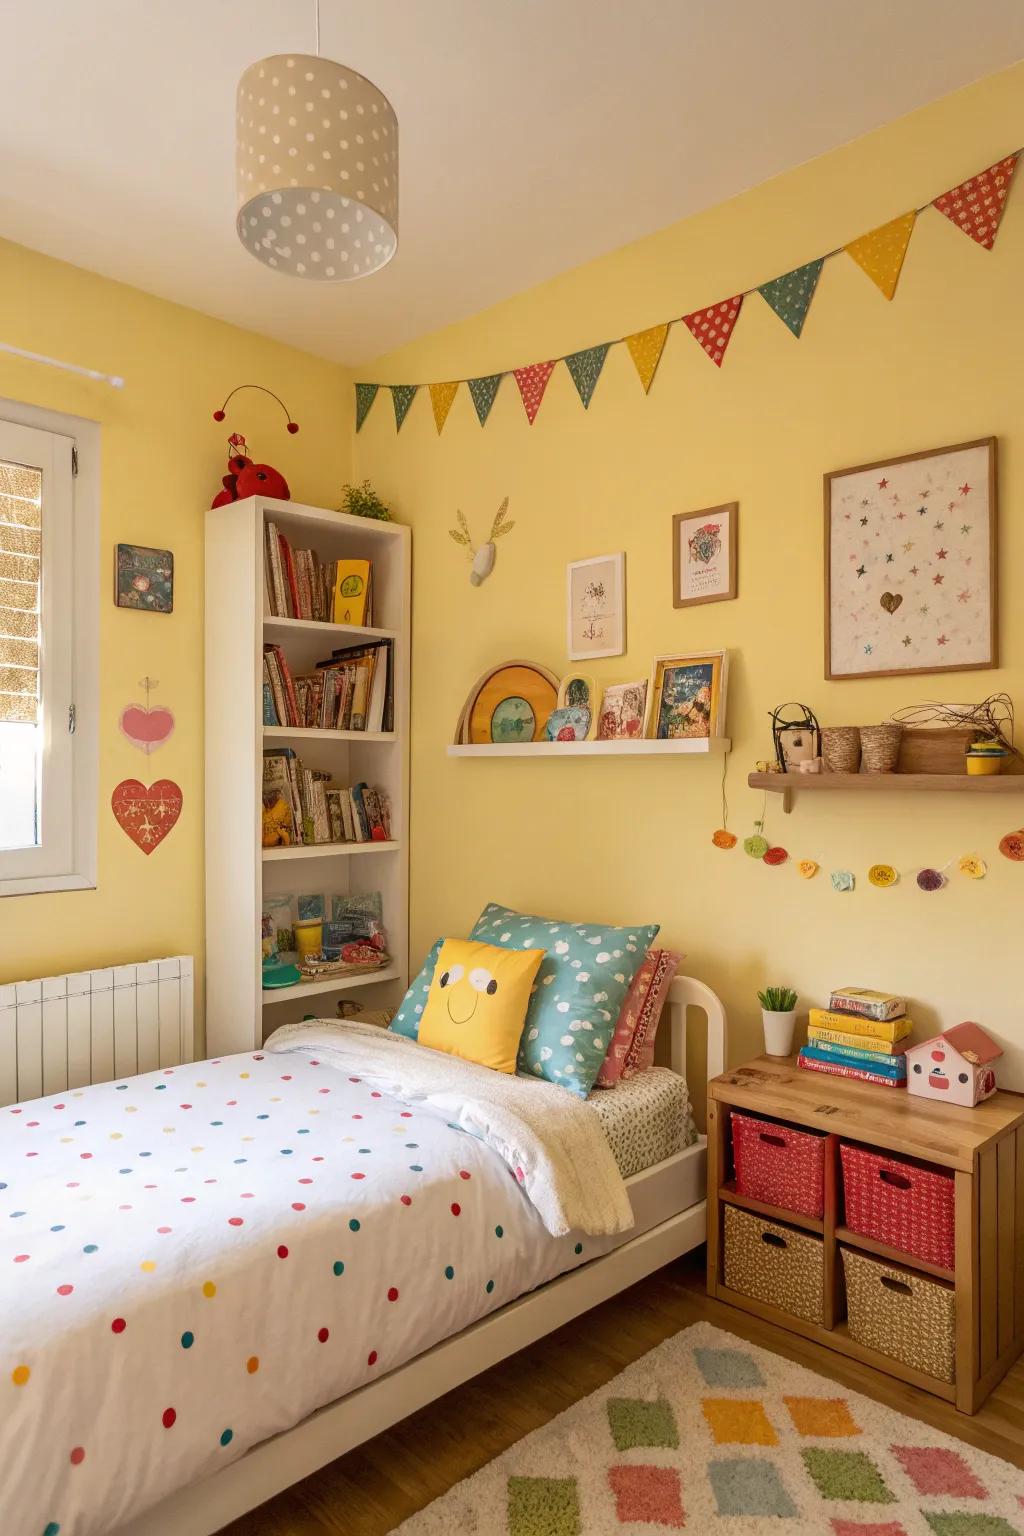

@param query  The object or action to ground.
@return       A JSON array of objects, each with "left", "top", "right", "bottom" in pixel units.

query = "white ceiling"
[{"left": 2, "top": 2, "right": 1023, "bottom": 365}]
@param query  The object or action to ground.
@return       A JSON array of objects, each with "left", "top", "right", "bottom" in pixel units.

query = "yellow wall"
[
  {"left": 353, "top": 63, "right": 1024, "bottom": 1080},
  {"left": 0, "top": 239, "right": 351, "bottom": 1013}
]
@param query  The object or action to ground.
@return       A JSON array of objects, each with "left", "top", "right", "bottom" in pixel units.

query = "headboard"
[{"left": 661, "top": 974, "right": 727, "bottom": 1131}]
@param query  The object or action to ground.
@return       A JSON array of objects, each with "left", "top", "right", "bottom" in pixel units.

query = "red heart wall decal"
[
  {"left": 119, "top": 704, "right": 176, "bottom": 753},
  {"left": 111, "top": 779, "right": 183, "bottom": 854}
]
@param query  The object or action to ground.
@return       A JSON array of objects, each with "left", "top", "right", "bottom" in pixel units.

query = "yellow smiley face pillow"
[{"left": 418, "top": 938, "right": 545, "bottom": 1074}]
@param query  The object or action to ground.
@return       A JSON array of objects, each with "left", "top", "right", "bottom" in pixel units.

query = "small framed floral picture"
[
  {"left": 567, "top": 552, "right": 625, "bottom": 660},
  {"left": 673, "top": 503, "right": 737, "bottom": 607}
]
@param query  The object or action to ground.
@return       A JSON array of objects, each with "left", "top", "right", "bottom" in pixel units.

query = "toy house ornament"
[{"left": 906, "top": 1023, "right": 1003, "bottom": 1106}]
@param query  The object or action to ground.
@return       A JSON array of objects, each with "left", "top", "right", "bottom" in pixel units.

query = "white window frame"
[{"left": 0, "top": 397, "right": 98, "bottom": 897}]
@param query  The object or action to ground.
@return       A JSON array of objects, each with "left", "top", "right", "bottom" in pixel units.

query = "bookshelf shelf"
[
  {"left": 262, "top": 840, "right": 400, "bottom": 862},
  {"left": 262, "top": 965, "right": 402, "bottom": 1006},
  {"left": 448, "top": 737, "right": 731, "bottom": 758},
  {"left": 205, "top": 496, "right": 410, "bottom": 1054}
]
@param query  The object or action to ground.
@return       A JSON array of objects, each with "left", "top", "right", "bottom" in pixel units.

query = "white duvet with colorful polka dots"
[{"left": 2, "top": 1040, "right": 611, "bottom": 1536}]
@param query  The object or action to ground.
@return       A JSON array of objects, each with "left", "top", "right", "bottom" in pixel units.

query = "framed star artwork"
[{"left": 824, "top": 437, "right": 997, "bottom": 680}]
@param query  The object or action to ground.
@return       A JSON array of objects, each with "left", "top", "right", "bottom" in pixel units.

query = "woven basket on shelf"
[
  {"left": 896, "top": 726, "right": 977, "bottom": 775},
  {"left": 821, "top": 726, "right": 861, "bottom": 774},
  {"left": 859, "top": 723, "right": 903, "bottom": 774},
  {"left": 723, "top": 1204, "right": 825, "bottom": 1324},
  {"left": 842, "top": 1246, "right": 956, "bottom": 1381},
  {"left": 840, "top": 1143, "right": 955, "bottom": 1271}
]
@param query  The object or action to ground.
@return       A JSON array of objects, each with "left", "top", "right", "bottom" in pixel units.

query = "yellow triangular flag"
[
  {"left": 845, "top": 210, "right": 916, "bottom": 300},
  {"left": 624, "top": 324, "right": 669, "bottom": 393},
  {"left": 429, "top": 381, "right": 460, "bottom": 434}
]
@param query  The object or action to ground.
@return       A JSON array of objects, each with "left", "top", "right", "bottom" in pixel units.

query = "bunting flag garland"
[
  {"left": 391, "top": 384, "right": 418, "bottom": 431},
  {"left": 428, "top": 381, "right": 459, "bottom": 435},
  {"left": 513, "top": 361, "right": 556, "bottom": 424},
  {"left": 355, "top": 145, "right": 1021, "bottom": 432},
  {"left": 844, "top": 210, "right": 916, "bottom": 300},
  {"left": 624, "top": 323, "right": 670, "bottom": 393},
  {"left": 354, "top": 382, "right": 379, "bottom": 432},
  {"left": 468, "top": 373, "right": 503, "bottom": 426},
  {"left": 681, "top": 296, "right": 744, "bottom": 366},
  {"left": 758, "top": 258, "right": 824, "bottom": 338},
  {"left": 933, "top": 153, "right": 1018, "bottom": 250},
  {"left": 564, "top": 343, "right": 610, "bottom": 408}
]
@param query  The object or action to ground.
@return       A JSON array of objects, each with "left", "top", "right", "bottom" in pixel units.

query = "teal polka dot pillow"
[
  {"left": 389, "top": 938, "right": 443, "bottom": 1040},
  {"left": 470, "top": 902, "right": 660, "bottom": 1097}
]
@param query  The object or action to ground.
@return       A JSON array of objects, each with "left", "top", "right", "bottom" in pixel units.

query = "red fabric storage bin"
[
  {"left": 840, "top": 1142, "right": 955, "bottom": 1271},
  {"left": 730, "top": 1111, "right": 826, "bottom": 1219}
]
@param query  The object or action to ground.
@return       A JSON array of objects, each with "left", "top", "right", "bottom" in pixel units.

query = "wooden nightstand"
[{"left": 706, "top": 1055, "right": 1024, "bottom": 1414}]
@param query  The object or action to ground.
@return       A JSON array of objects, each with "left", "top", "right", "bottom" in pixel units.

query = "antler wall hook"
[{"left": 448, "top": 497, "right": 516, "bottom": 585}]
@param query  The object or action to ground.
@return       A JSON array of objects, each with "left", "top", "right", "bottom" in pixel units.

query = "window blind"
[{"left": 0, "top": 459, "right": 42, "bottom": 725}]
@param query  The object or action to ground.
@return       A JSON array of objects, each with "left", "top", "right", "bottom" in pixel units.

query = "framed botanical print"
[
  {"left": 646, "top": 650, "right": 728, "bottom": 740},
  {"left": 673, "top": 502, "right": 737, "bottom": 607},
  {"left": 825, "top": 438, "right": 997, "bottom": 680},
  {"left": 567, "top": 552, "right": 625, "bottom": 660}
]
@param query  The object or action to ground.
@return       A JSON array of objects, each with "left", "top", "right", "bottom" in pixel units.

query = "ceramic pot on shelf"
[{"left": 762, "top": 1008, "right": 797, "bottom": 1058}]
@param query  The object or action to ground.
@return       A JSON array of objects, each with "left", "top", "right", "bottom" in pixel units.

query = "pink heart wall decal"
[{"left": 119, "top": 704, "right": 175, "bottom": 754}]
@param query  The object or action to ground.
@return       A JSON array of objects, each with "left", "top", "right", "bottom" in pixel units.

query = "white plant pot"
[{"left": 762, "top": 1008, "right": 797, "bottom": 1058}]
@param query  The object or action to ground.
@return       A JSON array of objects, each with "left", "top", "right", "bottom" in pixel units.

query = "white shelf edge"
[
  {"left": 263, "top": 726, "right": 397, "bottom": 743},
  {"left": 262, "top": 965, "right": 401, "bottom": 1006},
  {"left": 446, "top": 737, "right": 732, "bottom": 758},
  {"left": 263, "top": 615, "right": 398, "bottom": 642},
  {"left": 262, "top": 840, "right": 400, "bottom": 861},
  {"left": 254, "top": 495, "right": 410, "bottom": 541}
]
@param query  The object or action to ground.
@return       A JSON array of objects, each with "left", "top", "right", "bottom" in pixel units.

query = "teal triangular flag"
[
  {"left": 758, "top": 258, "right": 824, "bottom": 338},
  {"left": 467, "top": 373, "right": 502, "bottom": 426},
  {"left": 390, "top": 384, "right": 418, "bottom": 431},
  {"left": 564, "top": 343, "right": 610, "bottom": 408},
  {"left": 354, "top": 382, "right": 379, "bottom": 432}
]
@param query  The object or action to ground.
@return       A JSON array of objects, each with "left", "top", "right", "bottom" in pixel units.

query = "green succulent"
[{"left": 758, "top": 986, "right": 798, "bottom": 1012}]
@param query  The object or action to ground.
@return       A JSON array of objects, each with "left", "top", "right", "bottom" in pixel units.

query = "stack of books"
[
  {"left": 265, "top": 522, "right": 374, "bottom": 627},
  {"left": 263, "top": 638, "right": 393, "bottom": 733},
  {"left": 262, "top": 749, "right": 393, "bottom": 847},
  {"left": 798, "top": 987, "right": 911, "bottom": 1088}
]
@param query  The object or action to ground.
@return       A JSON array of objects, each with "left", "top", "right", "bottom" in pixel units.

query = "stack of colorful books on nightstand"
[{"left": 798, "top": 987, "right": 911, "bottom": 1088}]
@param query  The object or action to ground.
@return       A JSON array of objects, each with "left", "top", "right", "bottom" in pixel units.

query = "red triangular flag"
[
  {"left": 680, "top": 296, "right": 744, "bottom": 367},
  {"left": 513, "top": 361, "right": 555, "bottom": 425},
  {"left": 933, "top": 154, "right": 1018, "bottom": 250}
]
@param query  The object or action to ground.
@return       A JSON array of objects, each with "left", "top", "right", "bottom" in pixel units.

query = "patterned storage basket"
[
  {"left": 840, "top": 1142, "right": 955, "bottom": 1271},
  {"left": 723, "top": 1204, "right": 825, "bottom": 1324},
  {"left": 842, "top": 1246, "right": 956, "bottom": 1381},
  {"left": 731, "top": 1111, "right": 826, "bottom": 1218}
]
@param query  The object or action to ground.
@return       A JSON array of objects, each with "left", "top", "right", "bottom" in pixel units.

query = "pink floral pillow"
[{"left": 594, "top": 949, "right": 681, "bottom": 1087}]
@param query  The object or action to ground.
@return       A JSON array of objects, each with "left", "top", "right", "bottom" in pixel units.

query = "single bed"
[{"left": 1, "top": 976, "right": 724, "bottom": 1536}]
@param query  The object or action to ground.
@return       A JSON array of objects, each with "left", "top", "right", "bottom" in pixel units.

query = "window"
[{"left": 0, "top": 404, "right": 97, "bottom": 896}]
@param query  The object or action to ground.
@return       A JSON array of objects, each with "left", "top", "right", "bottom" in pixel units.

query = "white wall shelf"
[
  {"left": 205, "top": 496, "right": 410, "bottom": 1052},
  {"left": 447, "top": 737, "right": 731, "bottom": 758}
]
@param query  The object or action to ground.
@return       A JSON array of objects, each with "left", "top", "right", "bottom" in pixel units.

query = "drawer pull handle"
[
  {"left": 761, "top": 1231, "right": 788, "bottom": 1249},
  {"left": 759, "top": 1132, "right": 787, "bottom": 1148},
  {"left": 878, "top": 1169, "right": 912, "bottom": 1190},
  {"left": 879, "top": 1274, "right": 913, "bottom": 1296}
]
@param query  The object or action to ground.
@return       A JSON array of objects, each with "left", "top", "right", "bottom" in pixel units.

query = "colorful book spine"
[
  {"left": 808, "top": 1008, "right": 911, "bottom": 1043},
  {"left": 828, "top": 988, "right": 905, "bottom": 1022},
  {"left": 800, "top": 1042, "right": 906, "bottom": 1078},
  {"left": 797, "top": 1050, "right": 905, "bottom": 1088},
  {"left": 806, "top": 1024, "right": 908, "bottom": 1056}
]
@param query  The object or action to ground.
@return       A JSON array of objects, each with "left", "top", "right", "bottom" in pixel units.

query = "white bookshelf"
[{"left": 204, "top": 495, "right": 410, "bottom": 1054}]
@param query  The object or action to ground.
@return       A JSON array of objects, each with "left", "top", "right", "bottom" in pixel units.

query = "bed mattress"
[{"left": 586, "top": 1066, "right": 697, "bottom": 1178}]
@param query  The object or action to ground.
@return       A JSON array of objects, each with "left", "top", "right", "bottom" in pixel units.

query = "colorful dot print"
[{"left": 1, "top": 1041, "right": 599, "bottom": 1534}]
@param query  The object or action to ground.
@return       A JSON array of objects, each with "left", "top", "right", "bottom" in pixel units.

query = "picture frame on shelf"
[
  {"left": 824, "top": 437, "right": 997, "bottom": 681},
  {"left": 567, "top": 552, "right": 625, "bottom": 660},
  {"left": 672, "top": 502, "right": 738, "bottom": 607},
  {"left": 554, "top": 672, "right": 599, "bottom": 739},
  {"left": 646, "top": 650, "right": 728, "bottom": 741},
  {"left": 596, "top": 679, "right": 648, "bottom": 741}
]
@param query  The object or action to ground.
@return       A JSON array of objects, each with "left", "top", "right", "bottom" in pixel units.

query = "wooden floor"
[{"left": 225, "top": 1248, "right": 1024, "bottom": 1535}]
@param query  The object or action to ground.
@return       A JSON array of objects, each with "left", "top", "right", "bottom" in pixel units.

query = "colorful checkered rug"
[{"left": 392, "top": 1322, "right": 1024, "bottom": 1534}]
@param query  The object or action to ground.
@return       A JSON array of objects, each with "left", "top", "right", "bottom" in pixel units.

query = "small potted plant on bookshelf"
[
  {"left": 340, "top": 480, "right": 392, "bottom": 521},
  {"left": 758, "top": 986, "right": 798, "bottom": 1058}
]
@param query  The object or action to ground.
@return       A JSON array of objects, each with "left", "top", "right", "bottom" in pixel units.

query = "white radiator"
[{"left": 0, "top": 956, "right": 194, "bottom": 1107}]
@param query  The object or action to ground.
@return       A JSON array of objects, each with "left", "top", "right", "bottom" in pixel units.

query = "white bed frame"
[{"left": 121, "top": 977, "right": 726, "bottom": 1536}]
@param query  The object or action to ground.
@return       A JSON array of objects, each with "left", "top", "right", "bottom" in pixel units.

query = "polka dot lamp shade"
[{"left": 236, "top": 53, "right": 398, "bottom": 281}]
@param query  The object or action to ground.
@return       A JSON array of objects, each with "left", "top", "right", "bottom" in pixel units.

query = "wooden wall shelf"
[{"left": 748, "top": 771, "right": 1024, "bottom": 813}]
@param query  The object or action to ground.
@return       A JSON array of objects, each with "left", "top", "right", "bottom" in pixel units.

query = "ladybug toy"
[{"left": 210, "top": 384, "right": 299, "bottom": 509}]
